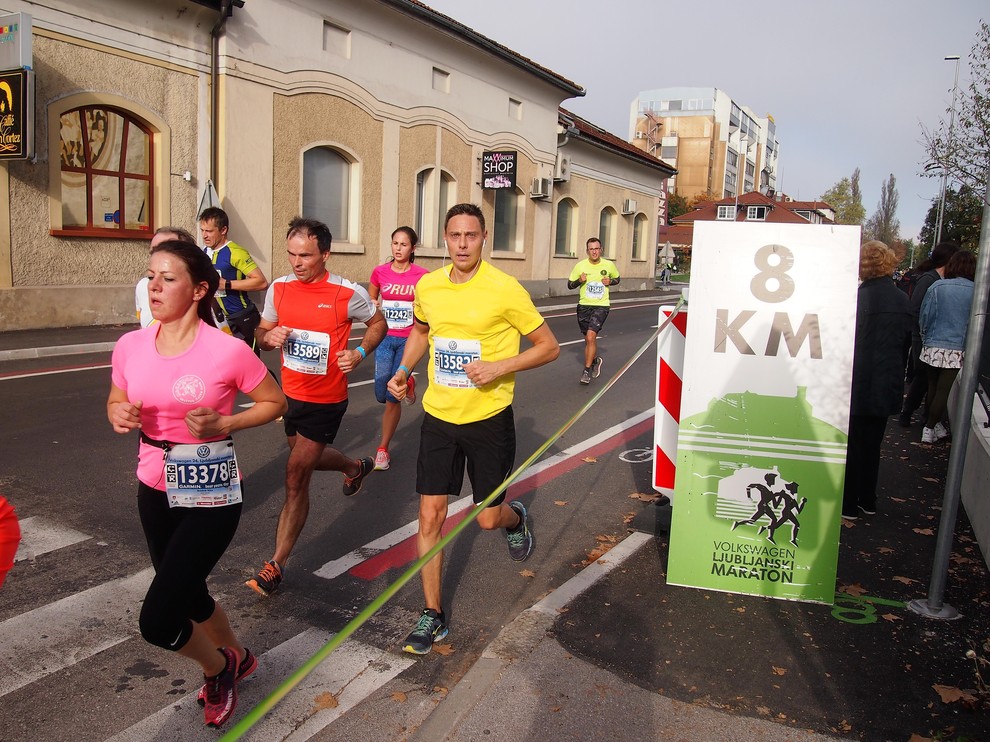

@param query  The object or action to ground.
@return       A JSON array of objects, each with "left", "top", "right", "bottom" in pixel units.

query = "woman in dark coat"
[{"left": 843, "top": 241, "right": 911, "bottom": 519}]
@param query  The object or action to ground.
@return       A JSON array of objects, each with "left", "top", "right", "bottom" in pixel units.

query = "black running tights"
[{"left": 136, "top": 483, "right": 241, "bottom": 652}]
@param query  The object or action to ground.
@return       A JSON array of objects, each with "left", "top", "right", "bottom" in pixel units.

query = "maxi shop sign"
[{"left": 666, "top": 222, "right": 860, "bottom": 604}]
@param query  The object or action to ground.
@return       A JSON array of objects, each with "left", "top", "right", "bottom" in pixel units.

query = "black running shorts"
[
  {"left": 284, "top": 396, "right": 348, "bottom": 444},
  {"left": 577, "top": 304, "right": 610, "bottom": 335},
  {"left": 416, "top": 406, "right": 515, "bottom": 506}
]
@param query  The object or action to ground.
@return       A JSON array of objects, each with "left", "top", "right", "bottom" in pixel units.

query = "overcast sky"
[{"left": 425, "top": 0, "right": 986, "bottom": 242}]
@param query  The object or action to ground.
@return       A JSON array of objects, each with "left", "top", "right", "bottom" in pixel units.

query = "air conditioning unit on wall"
[
  {"left": 621, "top": 198, "right": 637, "bottom": 215},
  {"left": 530, "top": 177, "right": 551, "bottom": 199},
  {"left": 553, "top": 153, "right": 571, "bottom": 182}
]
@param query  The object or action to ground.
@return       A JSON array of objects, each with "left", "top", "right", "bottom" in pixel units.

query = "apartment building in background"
[{"left": 629, "top": 87, "right": 779, "bottom": 203}]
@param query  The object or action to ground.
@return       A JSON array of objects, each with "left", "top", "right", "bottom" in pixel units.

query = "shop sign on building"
[
  {"left": 0, "top": 67, "right": 33, "bottom": 160},
  {"left": 481, "top": 150, "right": 517, "bottom": 189}
]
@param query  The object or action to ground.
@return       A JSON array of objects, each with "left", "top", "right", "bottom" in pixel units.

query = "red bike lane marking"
[{"left": 349, "top": 415, "right": 654, "bottom": 580}]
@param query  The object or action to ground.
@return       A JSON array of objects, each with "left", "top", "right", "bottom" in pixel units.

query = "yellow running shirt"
[{"left": 414, "top": 261, "right": 545, "bottom": 425}]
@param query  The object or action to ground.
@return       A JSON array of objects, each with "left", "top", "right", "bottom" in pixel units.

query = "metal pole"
[
  {"left": 909, "top": 166, "right": 990, "bottom": 620},
  {"left": 935, "top": 56, "right": 962, "bottom": 244}
]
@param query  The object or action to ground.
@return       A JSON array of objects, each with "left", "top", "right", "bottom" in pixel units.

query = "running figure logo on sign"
[{"left": 730, "top": 470, "right": 808, "bottom": 547}]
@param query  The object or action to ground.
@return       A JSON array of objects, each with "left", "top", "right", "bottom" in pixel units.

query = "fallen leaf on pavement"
[
  {"left": 582, "top": 456, "right": 598, "bottom": 463},
  {"left": 907, "top": 735, "right": 933, "bottom": 742},
  {"left": 772, "top": 666, "right": 787, "bottom": 676},
  {"left": 881, "top": 613, "right": 902, "bottom": 622},
  {"left": 838, "top": 583, "right": 867, "bottom": 597},
  {"left": 933, "top": 684, "right": 978, "bottom": 705},
  {"left": 392, "top": 691, "right": 407, "bottom": 703},
  {"left": 433, "top": 686, "right": 449, "bottom": 695},
  {"left": 913, "top": 528, "right": 935, "bottom": 536},
  {"left": 432, "top": 644, "right": 455, "bottom": 656},
  {"left": 756, "top": 706, "right": 771, "bottom": 716},
  {"left": 550, "top": 706, "right": 562, "bottom": 713},
  {"left": 519, "top": 569, "right": 536, "bottom": 578},
  {"left": 922, "top": 477, "right": 939, "bottom": 483},
  {"left": 311, "top": 691, "right": 339, "bottom": 712},
  {"left": 554, "top": 500, "right": 568, "bottom": 506},
  {"left": 628, "top": 492, "right": 661, "bottom": 502},
  {"left": 877, "top": 546, "right": 895, "bottom": 554},
  {"left": 892, "top": 575, "right": 916, "bottom": 584},
  {"left": 841, "top": 518, "right": 856, "bottom": 527}
]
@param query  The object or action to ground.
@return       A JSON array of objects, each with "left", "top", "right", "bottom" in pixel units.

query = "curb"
[{"left": 408, "top": 531, "right": 652, "bottom": 742}]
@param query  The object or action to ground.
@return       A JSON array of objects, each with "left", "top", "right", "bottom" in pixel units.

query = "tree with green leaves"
[
  {"left": 921, "top": 20, "right": 990, "bottom": 200},
  {"left": 918, "top": 185, "right": 983, "bottom": 251},
  {"left": 820, "top": 168, "right": 866, "bottom": 224},
  {"left": 667, "top": 192, "right": 690, "bottom": 223},
  {"left": 864, "top": 173, "right": 900, "bottom": 244}
]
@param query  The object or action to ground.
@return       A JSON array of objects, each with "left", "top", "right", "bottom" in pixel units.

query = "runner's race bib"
[
  {"left": 433, "top": 337, "right": 481, "bottom": 388},
  {"left": 585, "top": 281, "right": 606, "bottom": 300},
  {"left": 382, "top": 300, "right": 414, "bottom": 331},
  {"left": 164, "top": 440, "right": 242, "bottom": 508},
  {"left": 282, "top": 329, "right": 330, "bottom": 375}
]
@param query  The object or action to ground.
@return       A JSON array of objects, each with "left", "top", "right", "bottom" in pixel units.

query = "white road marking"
[
  {"left": 0, "top": 364, "right": 111, "bottom": 381},
  {"left": 312, "top": 408, "right": 654, "bottom": 580},
  {"left": 107, "top": 628, "right": 413, "bottom": 741},
  {"left": 13, "top": 516, "right": 90, "bottom": 562},
  {"left": 0, "top": 568, "right": 153, "bottom": 697}
]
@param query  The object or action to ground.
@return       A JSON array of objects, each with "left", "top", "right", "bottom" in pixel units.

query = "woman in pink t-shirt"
[
  {"left": 368, "top": 226, "right": 429, "bottom": 470},
  {"left": 107, "top": 240, "right": 286, "bottom": 728}
]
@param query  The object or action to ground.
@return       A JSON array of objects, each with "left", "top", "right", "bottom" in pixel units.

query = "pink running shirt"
[
  {"left": 111, "top": 322, "right": 268, "bottom": 489},
  {"left": 370, "top": 262, "right": 429, "bottom": 339}
]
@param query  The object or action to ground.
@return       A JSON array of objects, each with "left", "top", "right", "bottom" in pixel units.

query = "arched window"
[
  {"left": 416, "top": 167, "right": 456, "bottom": 248},
  {"left": 303, "top": 147, "right": 351, "bottom": 240},
  {"left": 57, "top": 106, "right": 154, "bottom": 236},
  {"left": 632, "top": 214, "right": 649, "bottom": 260},
  {"left": 599, "top": 207, "right": 617, "bottom": 259},
  {"left": 493, "top": 187, "right": 521, "bottom": 252},
  {"left": 554, "top": 198, "right": 577, "bottom": 256}
]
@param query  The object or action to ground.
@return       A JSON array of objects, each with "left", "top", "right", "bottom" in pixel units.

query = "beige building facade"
[{"left": 0, "top": 0, "right": 673, "bottom": 331}]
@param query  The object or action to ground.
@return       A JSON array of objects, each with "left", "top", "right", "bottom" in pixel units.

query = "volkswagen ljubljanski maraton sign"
[
  {"left": 0, "top": 68, "right": 33, "bottom": 160},
  {"left": 481, "top": 150, "right": 516, "bottom": 190},
  {"left": 666, "top": 221, "right": 860, "bottom": 605}
]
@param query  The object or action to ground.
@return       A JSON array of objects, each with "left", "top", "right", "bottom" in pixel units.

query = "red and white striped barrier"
[{"left": 653, "top": 305, "right": 687, "bottom": 498}]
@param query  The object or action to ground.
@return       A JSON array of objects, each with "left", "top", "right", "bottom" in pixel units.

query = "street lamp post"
[{"left": 934, "top": 54, "right": 961, "bottom": 245}]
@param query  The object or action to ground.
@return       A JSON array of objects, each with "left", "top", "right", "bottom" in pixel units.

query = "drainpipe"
[{"left": 209, "top": 1, "right": 236, "bottom": 188}]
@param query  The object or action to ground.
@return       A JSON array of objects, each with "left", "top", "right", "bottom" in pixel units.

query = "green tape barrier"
[{"left": 221, "top": 296, "right": 685, "bottom": 739}]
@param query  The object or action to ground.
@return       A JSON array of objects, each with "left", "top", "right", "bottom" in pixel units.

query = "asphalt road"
[{"left": 0, "top": 297, "right": 677, "bottom": 740}]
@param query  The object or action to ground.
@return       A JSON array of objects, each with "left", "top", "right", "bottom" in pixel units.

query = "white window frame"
[
  {"left": 301, "top": 143, "right": 362, "bottom": 248},
  {"left": 493, "top": 187, "right": 523, "bottom": 253},
  {"left": 746, "top": 206, "right": 767, "bottom": 221},
  {"left": 717, "top": 205, "right": 734, "bottom": 221},
  {"left": 599, "top": 207, "right": 617, "bottom": 259}
]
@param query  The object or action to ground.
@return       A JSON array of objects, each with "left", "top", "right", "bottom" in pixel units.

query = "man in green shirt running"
[{"left": 567, "top": 237, "right": 619, "bottom": 385}]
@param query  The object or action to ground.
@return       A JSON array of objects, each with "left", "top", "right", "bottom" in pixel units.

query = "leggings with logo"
[{"left": 136, "top": 483, "right": 242, "bottom": 651}]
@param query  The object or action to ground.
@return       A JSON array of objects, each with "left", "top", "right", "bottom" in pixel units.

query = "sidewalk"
[
  {"left": 410, "top": 420, "right": 990, "bottom": 741},
  {"left": 0, "top": 288, "right": 683, "bottom": 363}
]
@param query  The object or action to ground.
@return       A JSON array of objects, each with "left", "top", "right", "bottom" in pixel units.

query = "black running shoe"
[
  {"left": 343, "top": 457, "right": 374, "bottom": 497},
  {"left": 402, "top": 609, "right": 449, "bottom": 655}
]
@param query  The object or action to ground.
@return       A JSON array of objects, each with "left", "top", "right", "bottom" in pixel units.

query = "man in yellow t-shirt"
[
  {"left": 387, "top": 203, "right": 559, "bottom": 655},
  {"left": 567, "top": 237, "right": 620, "bottom": 385}
]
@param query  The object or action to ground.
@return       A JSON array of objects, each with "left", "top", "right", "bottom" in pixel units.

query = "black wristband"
[{"left": 225, "top": 279, "right": 232, "bottom": 292}]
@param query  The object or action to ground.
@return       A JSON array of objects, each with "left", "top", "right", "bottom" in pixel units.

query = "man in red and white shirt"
[{"left": 246, "top": 217, "right": 387, "bottom": 596}]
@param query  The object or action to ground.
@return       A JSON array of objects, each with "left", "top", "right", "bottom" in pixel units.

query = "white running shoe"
[
  {"left": 933, "top": 422, "right": 949, "bottom": 441},
  {"left": 922, "top": 427, "right": 936, "bottom": 444}
]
